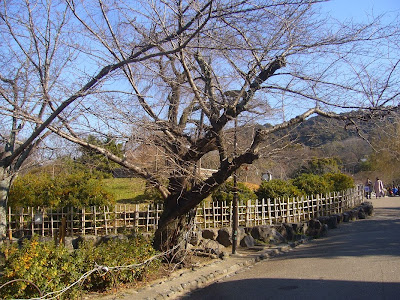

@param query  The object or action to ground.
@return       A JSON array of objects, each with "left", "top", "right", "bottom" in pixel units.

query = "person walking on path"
[
  {"left": 365, "top": 178, "right": 373, "bottom": 199},
  {"left": 374, "top": 177, "right": 384, "bottom": 198}
]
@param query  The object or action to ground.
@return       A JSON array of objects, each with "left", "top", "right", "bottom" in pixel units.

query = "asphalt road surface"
[{"left": 183, "top": 197, "right": 400, "bottom": 300}]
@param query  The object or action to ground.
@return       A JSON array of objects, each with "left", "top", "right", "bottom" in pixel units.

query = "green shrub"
[
  {"left": 8, "top": 171, "right": 114, "bottom": 208},
  {"left": 143, "top": 182, "right": 164, "bottom": 203},
  {"left": 323, "top": 172, "right": 354, "bottom": 192},
  {"left": 292, "top": 157, "right": 341, "bottom": 177},
  {"left": 55, "top": 171, "right": 114, "bottom": 207},
  {"left": 0, "top": 235, "right": 160, "bottom": 299},
  {"left": 291, "top": 173, "right": 332, "bottom": 196},
  {"left": 256, "top": 172, "right": 355, "bottom": 201},
  {"left": 73, "top": 236, "right": 160, "bottom": 291},
  {"left": 8, "top": 173, "right": 60, "bottom": 207},
  {"left": 256, "top": 179, "right": 303, "bottom": 200},
  {"left": 0, "top": 238, "right": 80, "bottom": 299},
  {"left": 212, "top": 181, "right": 257, "bottom": 203},
  {"left": 76, "top": 135, "right": 124, "bottom": 176}
]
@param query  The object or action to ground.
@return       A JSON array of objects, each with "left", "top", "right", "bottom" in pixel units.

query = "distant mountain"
[{"left": 267, "top": 108, "right": 399, "bottom": 148}]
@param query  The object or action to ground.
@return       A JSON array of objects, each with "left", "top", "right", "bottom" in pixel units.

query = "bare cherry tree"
[
  {"left": 1, "top": 0, "right": 399, "bottom": 253},
  {"left": 0, "top": 0, "right": 215, "bottom": 237}
]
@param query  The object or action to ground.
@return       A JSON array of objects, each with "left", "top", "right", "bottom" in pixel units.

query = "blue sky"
[{"left": 321, "top": 0, "right": 400, "bottom": 21}]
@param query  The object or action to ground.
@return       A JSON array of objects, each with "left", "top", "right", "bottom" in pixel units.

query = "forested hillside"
[
  {"left": 270, "top": 108, "right": 400, "bottom": 148},
  {"left": 250, "top": 108, "right": 400, "bottom": 182}
]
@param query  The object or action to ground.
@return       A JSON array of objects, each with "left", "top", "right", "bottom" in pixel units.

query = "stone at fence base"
[
  {"left": 244, "top": 227, "right": 252, "bottom": 235},
  {"left": 349, "top": 210, "right": 358, "bottom": 221},
  {"left": 317, "top": 216, "right": 336, "bottom": 229},
  {"left": 240, "top": 234, "right": 255, "bottom": 248},
  {"left": 216, "top": 228, "right": 232, "bottom": 247},
  {"left": 202, "top": 228, "right": 218, "bottom": 240},
  {"left": 358, "top": 209, "right": 366, "bottom": 219},
  {"left": 99, "top": 234, "right": 128, "bottom": 244},
  {"left": 291, "top": 222, "right": 308, "bottom": 237},
  {"left": 332, "top": 214, "right": 343, "bottom": 224},
  {"left": 250, "top": 225, "right": 269, "bottom": 241},
  {"left": 320, "top": 224, "right": 329, "bottom": 237},
  {"left": 73, "top": 235, "right": 100, "bottom": 248},
  {"left": 342, "top": 212, "right": 350, "bottom": 222},
  {"left": 274, "top": 224, "right": 289, "bottom": 241},
  {"left": 251, "top": 225, "right": 275, "bottom": 242},
  {"left": 327, "top": 215, "right": 338, "bottom": 229},
  {"left": 201, "top": 239, "right": 227, "bottom": 257},
  {"left": 269, "top": 230, "right": 285, "bottom": 244},
  {"left": 276, "top": 223, "right": 307, "bottom": 242},
  {"left": 216, "top": 227, "right": 245, "bottom": 247},
  {"left": 307, "top": 219, "right": 325, "bottom": 238},
  {"left": 360, "top": 202, "right": 374, "bottom": 216},
  {"left": 250, "top": 225, "right": 285, "bottom": 244},
  {"left": 38, "top": 236, "right": 54, "bottom": 244},
  {"left": 285, "top": 223, "right": 308, "bottom": 241},
  {"left": 238, "top": 227, "right": 246, "bottom": 243},
  {"left": 64, "top": 236, "right": 75, "bottom": 250}
]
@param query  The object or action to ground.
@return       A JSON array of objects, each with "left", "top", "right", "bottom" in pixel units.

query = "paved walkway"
[
  {"left": 184, "top": 197, "right": 400, "bottom": 299},
  {"left": 96, "top": 197, "right": 400, "bottom": 300}
]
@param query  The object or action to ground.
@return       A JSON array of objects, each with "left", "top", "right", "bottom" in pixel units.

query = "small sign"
[{"left": 34, "top": 212, "right": 43, "bottom": 224}]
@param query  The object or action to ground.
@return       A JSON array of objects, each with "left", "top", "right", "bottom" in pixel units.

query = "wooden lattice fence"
[{"left": 6, "top": 185, "right": 364, "bottom": 238}]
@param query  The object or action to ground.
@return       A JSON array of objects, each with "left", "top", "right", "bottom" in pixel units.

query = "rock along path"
[{"left": 94, "top": 197, "right": 400, "bottom": 300}]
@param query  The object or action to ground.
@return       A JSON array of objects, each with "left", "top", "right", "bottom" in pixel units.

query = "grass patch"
[{"left": 102, "top": 178, "right": 148, "bottom": 204}]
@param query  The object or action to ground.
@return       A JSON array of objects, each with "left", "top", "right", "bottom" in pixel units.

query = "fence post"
[
  {"left": 41, "top": 208, "right": 45, "bottom": 236},
  {"left": 124, "top": 204, "right": 127, "bottom": 228},
  {"left": 19, "top": 208, "right": 23, "bottom": 236},
  {"left": 155, "top": 203, "right": 159, "bottom": 230},
  {"left": 81, "top": 207, "right": 85, "bottom": 236},
  {"left": 286, "top": 198, "right": 290, "bottom": 223},
  {"left": 8, "top": 206, "right": 12, "bottom": 241},
  {"left": 134, "top": 204, "right": 139, "bottom": 233},
  {"left": 221, "top": 201, "right": 225, "bottom": 227},
  {"left": 244, "top": 200, "right": 248, "bottom": 227},
  {"left": 146, "top": 204, "right": 151, "bottom": 232},
  {"left": 114, "top": 204, "right": 118, "bottom": 234},
  {"left": 293, "top": 198, "right": 296, "bottom": 223},
  {"left": 60, "top": 217, "right": 66, "bottom": 246},
  {"left": 92, "top": 206, "right": 96, "bottom": 236},
  {"left": 261, "top": 198, "right": 265, "bottom": 225},
  {"left": 203, "top": 201, "right": 207, "bottom": 228},
  {"left": 300, "top": 196, "right": 304, "bottom": 222},
  {"left": 212, "top": 201, "right": 216, "bottom": 228},
  {"left": 254, "top": 199, "right": 258, "bottom": 225},
  {"left": 104, "top": 206, "right": 108, "bottom": 235},
  {"left": 50, "top": 209, "right": 54, "bottom": 237},
  {"left": 30, "top": 208, "right": 34, "bottom": 236},
  {"left": 277, "top": 198, "right": 282, "bottom": 223},
  {"left": 267, "top": 198, "right": 272, "bottom": 225},
  {"left": 69, "top": 207, "right": 73, "bottom": 236}
]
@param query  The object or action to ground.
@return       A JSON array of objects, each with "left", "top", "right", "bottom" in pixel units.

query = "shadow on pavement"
[
  {"left": 184, "top": 278, "right": 400, "bottom": 300},
  {"left": 274, "top": 204, "right": 400, "bottom": 260}
]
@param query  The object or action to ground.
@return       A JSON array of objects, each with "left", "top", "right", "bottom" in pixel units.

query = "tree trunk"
[
  {"left": 0, "top": 168, "right": 12, "bottom": 238},
  {"left": 153, "top": 202, "right": 196, "bottom": 262}
]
